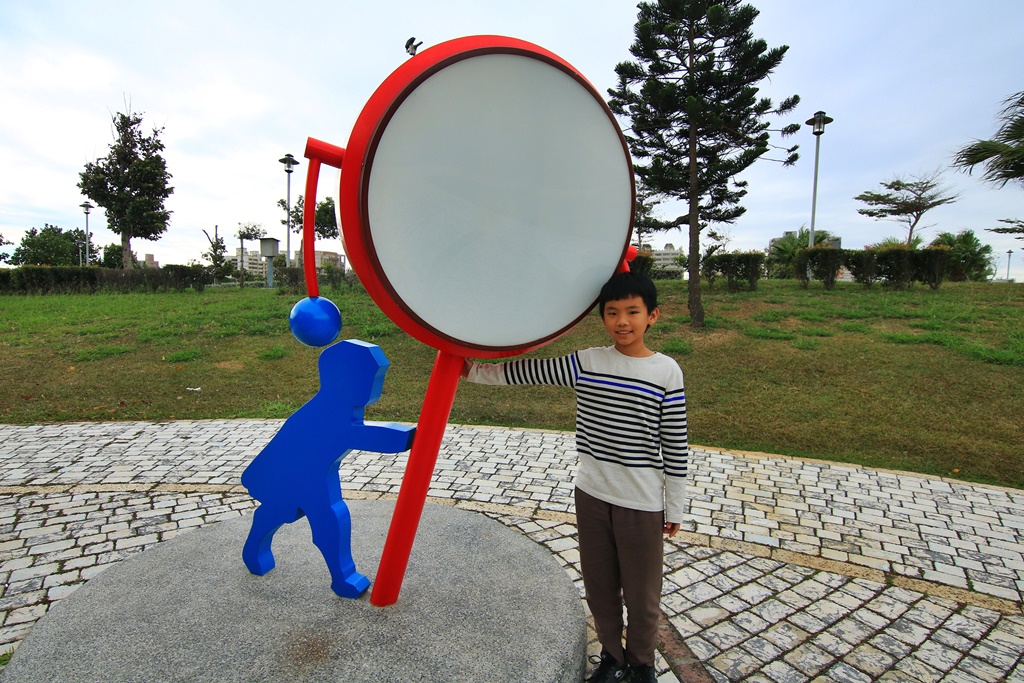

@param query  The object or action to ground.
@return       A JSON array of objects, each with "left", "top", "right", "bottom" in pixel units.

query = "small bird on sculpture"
[{"left": 405, "top": 37, "right": 423, "bottom": 56}]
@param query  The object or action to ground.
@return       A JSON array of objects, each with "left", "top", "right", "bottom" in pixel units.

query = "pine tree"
[{"left": 609, "top": 0, "right": 799, "bottom": 328}]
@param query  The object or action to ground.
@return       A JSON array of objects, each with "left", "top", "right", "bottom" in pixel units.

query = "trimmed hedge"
[
  {"left": 844, "top": 249, "right": 880, "bottom": 288},
  {"left": 807, "top": 247, "right": 844, "bottom": 290},
  {"left": 0, "top": 265, "right": 212, "bottom": 295},
  {"left": 704, "top": 252, "right": 765, "bottom": 292}
]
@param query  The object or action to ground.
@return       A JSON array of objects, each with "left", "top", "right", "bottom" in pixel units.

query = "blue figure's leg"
[
  {"left": 305, "top": 499, "right": 369, "bottom": 598},
  {"left": 243, "top": 504, "right": 303, "bottom": 576}
]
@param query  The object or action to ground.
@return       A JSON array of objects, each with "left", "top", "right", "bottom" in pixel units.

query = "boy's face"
[{"left": 601, "top": 295, "right": 659, "bottom": 356}]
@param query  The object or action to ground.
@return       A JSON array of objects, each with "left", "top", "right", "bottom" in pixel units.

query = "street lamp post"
[
  {"left": 1008, "top": 249, "right": 1014, "bottom": 281},
  {"left": 805, "top": 111, "right": 834, "bottom": 256},
  {"left": 279, "top": 154, "right": 300, "bottom": 268},
  {"left": 80, "top": 201, "right": 94, "bottom": 265}
]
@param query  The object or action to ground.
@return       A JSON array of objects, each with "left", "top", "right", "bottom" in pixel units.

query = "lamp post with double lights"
[
  {"left": 805, "top": 111, "right": 834, "bottom": 256},
  {"left": 279, "top": 154, "right": 300, "bottom": 267},
  {"left": 80, "top": 201, "right": 94, "bottom": 265}
]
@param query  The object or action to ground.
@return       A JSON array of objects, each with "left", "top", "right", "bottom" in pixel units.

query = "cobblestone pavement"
[{"left": 0, "top": 420, "right": 1022, "bottom": 682}]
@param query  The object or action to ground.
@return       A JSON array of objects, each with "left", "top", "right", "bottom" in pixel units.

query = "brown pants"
[{"left": 575, "top": 487, "right": 664, "bottom": 667}]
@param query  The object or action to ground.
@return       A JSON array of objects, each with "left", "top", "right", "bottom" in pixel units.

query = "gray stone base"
[{"left": 1, "top": 500, "right": 586, "bottom": 683}]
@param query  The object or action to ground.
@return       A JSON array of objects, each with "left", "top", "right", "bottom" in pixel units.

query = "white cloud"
[{"left": 1, "top": 0, "right": 1022, "bottom": 279}]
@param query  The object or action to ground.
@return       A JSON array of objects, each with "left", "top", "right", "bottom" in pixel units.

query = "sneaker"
[
  {"left": 628, "top": 664, "right": 657, "bottom": 683},
  {"left": 585, "top": 651, "right": 629, "bottom": 683}
]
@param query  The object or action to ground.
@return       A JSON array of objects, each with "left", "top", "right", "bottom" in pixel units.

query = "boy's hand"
[
  {"left": 663, "top": 522, "right": 680, "bottom": 538},
  {"left": 460, "top": 359, "right": 472, "bottom": 379}
]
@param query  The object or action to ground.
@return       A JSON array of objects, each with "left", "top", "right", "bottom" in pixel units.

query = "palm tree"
[
  {"left": 767, "top": 228, "right": 832, "bottom": 278},
  {"left": 953, "top": 91, "right": 1024, "bottom": 188},
  {"left": 929, "top": 230, "right": 995, "bottom": 281},
  {"left": 871, "top": 235, "right": 923, "bottom": 250}
]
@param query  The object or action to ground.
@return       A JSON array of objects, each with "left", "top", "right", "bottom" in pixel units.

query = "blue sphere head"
[{"left": 289, "top": 297, "right": 342, "bottom": 347}]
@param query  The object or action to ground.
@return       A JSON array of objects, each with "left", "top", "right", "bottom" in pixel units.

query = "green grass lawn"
[{"left": 1, "top": 280, "right": 1021, "bottom": 490}]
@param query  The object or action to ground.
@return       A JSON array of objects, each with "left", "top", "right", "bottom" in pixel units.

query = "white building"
[
  {"left": 235, "top": 248, "right": 267, "bottom": 279},
  {"left": 294, "top": 250, "right": 346, "bottom": 271},
  {"left": 651, "top": 243, "right": 685, "bottom": 272}
]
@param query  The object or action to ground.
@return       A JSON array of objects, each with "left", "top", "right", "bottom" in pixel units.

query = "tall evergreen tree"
[
  {"left": 632, "top": 181, "right": 673, "bottom": 250},
  {"left": 608, "top": 0, "right": 800, "bottom": 328},
  {"left": 202, "top": 225, "right": 233, "bottom": 283},
  {"left": 78, "top": 110, "right": 174, "bottom": 269}
]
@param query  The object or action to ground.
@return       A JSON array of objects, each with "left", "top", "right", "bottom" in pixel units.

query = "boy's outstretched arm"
[
  {"left": 350, "top": 423, "right": 416, "bottom": 454},
  {"left": 463, "top": 354, "right": 579, "bottom": 388}
]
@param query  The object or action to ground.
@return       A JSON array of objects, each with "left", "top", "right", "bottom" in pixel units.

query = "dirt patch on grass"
[
  {"left": 214, "top": 360, "right": 245, "bottom": 371},
  {"left": 689, "top": 327, "right": 739, "bottom": 349}
]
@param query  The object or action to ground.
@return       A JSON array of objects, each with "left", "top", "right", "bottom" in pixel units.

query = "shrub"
[
  {"left": 807, "top": 247, "right": 844, "bottom": 290},
  {"left": 844, "top": 250, "right": 879, "bottom": 289},
  {"left": 705, "top": 252, "right": 764, "bottom": 292},
  {"left": 0, "top": 264, "right": 212, "bottom": 295},
  {"left": 793, "top": 250, "right": 810, "bottom": 289},
  {"left": 630, "top": 252, "right": 655, "bottom": 277},
  {"left": 736, "top": 252, "right": 765, "bottom": 291},
  {"left": 913, "top": 246, "right": 951, "bottom": 290},
  {"left": 701, "top": 255, "right": 719, "bottom": 290},
  {"left": 875, "top": 245, "right": 914, "bottom": 290},
  {"left": 650, "top": 268, "right": 682, "bottom": 280}
]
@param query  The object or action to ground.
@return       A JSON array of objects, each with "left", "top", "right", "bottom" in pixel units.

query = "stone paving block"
[
  {"left": 893, "top": 655, "right": 944, "bottom": 683},
  {"left": 3, "top": 422, "right": 1024, "bottom": 682},
  {"left": 783, "top": 641, "right": 834, "bottom": 676},
  {"left": 823, "top": 660, "right": 873, "bottom": 683}
]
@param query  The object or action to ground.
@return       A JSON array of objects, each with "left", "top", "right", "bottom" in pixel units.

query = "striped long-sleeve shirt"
[{"left": 466, "top": 346, "right": 689, "bottom": 523}]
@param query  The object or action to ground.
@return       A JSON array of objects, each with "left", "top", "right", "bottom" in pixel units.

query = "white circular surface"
[{"left": 366, "top": 53, "right": 632, "bottom": 349}]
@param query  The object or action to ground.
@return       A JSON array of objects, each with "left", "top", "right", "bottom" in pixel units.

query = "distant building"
[
  {"left": 235, "top": 248, "right": 267, "bottom": 279},
  {"left": 143, "top": 254, "right": 159, "bottom": 269},
  {"left": 650, "top": 243, "right": 684, "bottom": 271},
  {"left": 293, "top": 250, "right": 347, "bottom": 271}
]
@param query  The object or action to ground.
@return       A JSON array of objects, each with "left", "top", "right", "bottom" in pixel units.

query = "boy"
[{"left": 462, "top": 271, "right": 688, "bottom": 683}]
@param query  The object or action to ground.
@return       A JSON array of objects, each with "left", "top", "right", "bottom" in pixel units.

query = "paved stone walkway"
[{"left": 0, "top": 420, "right": 1022, "bottom": 682}]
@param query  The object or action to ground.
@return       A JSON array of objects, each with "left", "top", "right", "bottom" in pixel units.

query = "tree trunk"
[
  {"left": 121, "top": 231, "right": 132, "bottom": 270},
  {"left": 687, "top": 124, "right": 705, "bottom": 329}
]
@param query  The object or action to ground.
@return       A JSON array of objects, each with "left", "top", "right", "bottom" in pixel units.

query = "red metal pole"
[{"left": 371, "top": 350, "right": 464, "bottom": 606}]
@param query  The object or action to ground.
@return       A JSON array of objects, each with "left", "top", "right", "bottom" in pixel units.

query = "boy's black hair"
[{"left": 598, "top": 271, "right": 658, "bottom": 316}]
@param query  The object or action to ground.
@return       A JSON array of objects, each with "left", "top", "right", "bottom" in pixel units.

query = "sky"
[{"left": 1, "top": 1, "right": 1022, "bottom": 281}]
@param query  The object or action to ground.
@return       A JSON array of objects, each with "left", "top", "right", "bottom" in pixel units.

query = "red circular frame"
[{"left": 339, "top": 35, "right": 634, "bottom": 359}]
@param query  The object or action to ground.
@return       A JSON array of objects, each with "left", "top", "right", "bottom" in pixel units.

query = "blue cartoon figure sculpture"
[{"left": 241, "top": 339, "right": 415, "bottom": 598}]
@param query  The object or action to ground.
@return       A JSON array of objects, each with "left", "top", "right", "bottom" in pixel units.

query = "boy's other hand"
[
  {"left": 460, "top": 359, "right": 472, "bottom": 379},
  {"left": 663, "top": 522, "right": 680, "bottom": 538}
]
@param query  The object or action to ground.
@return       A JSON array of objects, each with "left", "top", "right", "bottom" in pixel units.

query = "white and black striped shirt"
[{"left": 467, "top": 346, "right": 689, "bottom": 522}]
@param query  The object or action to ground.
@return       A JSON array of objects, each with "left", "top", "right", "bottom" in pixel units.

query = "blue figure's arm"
[{"left": 350, "top": 422, "right": 415, "bottom": 454}]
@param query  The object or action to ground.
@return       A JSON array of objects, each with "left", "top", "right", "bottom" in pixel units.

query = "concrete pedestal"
[{"left": 1, "top": 500, "right": 586, "bottom": 683}]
